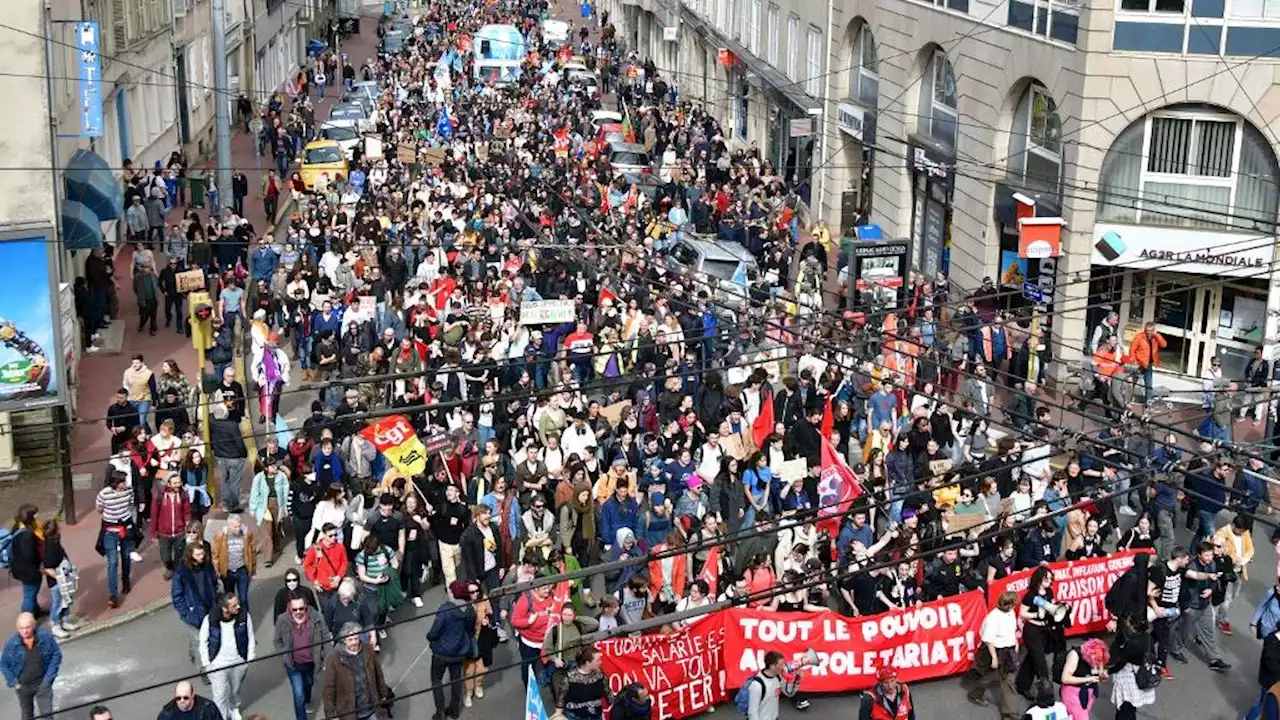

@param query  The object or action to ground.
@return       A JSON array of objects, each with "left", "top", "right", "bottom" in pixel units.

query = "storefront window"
[
  {"left": 1218, "top": 284, "right": 1267, "bottom": 345},
  {"left": 1128, "top": 272, "right": 1148, "bottom": 325},
  {"left": 1153, "top": 284, "right": 1191, "bottom": 329}
]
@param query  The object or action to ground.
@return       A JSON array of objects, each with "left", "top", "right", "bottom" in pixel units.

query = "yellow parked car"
[{"left": 299, "top": 140, "right": 348, "bottom": 190}]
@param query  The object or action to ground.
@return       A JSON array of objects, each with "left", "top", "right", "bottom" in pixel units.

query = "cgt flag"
[{"left": 360, "top": 415, "right": 430, "bottom": 477}]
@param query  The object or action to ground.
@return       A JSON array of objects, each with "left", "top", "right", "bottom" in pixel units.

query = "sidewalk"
[{"left": 0, "top": 16, "right": 383, "bottom": 638}]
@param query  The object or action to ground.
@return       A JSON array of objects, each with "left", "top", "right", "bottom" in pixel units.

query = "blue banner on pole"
[
  {"left": 525, "top": 674, "right": 549, "bottom": 720},
  {"left": 75, "top": 22, "right": 103, "bottom": 138}
]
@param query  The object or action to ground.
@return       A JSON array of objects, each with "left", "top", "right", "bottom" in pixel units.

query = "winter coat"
[
  {"left": 426, "top": 598, "right": 477, "bottom": 661},
  {"left": 172, "top": 561, "right": 221, "bottom": 628},
  {"left": 320, "top": 644, "right": 392, "bottom": 720},
  {"left": 273, "top": 608, "right": 333, "bottom": 669}
]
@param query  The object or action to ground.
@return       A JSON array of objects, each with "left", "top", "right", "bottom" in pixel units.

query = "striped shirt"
[
  {"left": 96, "top": 486, "right": 134, "bottom": 524},
  {"left": 357, "top": 547, "right": 393, "bottom": 586}
]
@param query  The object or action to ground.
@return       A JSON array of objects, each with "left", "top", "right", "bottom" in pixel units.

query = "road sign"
[{"left": 1021, "top": 279, "right": 1045, "bottom": 303}]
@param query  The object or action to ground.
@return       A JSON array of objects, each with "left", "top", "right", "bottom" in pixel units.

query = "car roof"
[
  {"left": 331, "top": 103, "right": 365, "bottom": 114},
  {"left": 608, "top": 141, "right": 647, "bottom": 153},
  {"left": 598, "top": 123, "right": 624, "bottom": 132},
  {"left": 305, "top": 139, "right": 342, "bottom": 150}
]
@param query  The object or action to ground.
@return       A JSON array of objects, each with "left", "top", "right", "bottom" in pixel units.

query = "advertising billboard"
[
  {"left": 75, "top": 22, "right": 104, "bottom": 138},
  {"left": 0, "top": 232, "right": 65, "bottom": 411}
]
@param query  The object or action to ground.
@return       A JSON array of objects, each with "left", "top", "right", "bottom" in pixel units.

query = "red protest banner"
[
  {"left": 599, "top": 616, "right": 728, "bottom": 720},
  {"left": 720, "top": 591, "right": 985, "bottom": 693},
  {"left": 987, "top": 549, "right": 1152, "bottom": 636}
]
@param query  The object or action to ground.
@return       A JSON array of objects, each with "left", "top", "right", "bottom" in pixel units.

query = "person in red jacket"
[
  {"left": 510, "top": 582, "right": 555, "bottom": 686},
  {"left": 153, "top": 473, "right": 192, "bottom": 580},
  {"left": 859, "top": 666, "right": 914, "bottom": 720},
  {"left": 303, "top": 522, "right": 349, "bottom": 605}
]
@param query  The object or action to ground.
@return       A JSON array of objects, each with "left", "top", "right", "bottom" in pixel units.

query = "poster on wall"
[
  {"left": 0, "top": 237, "right": 62, "bottom": 411},
  {"left": 999, "top": 250, "right": 1028, "bottom": 288}
]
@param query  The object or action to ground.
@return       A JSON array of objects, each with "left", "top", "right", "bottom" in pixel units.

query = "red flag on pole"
[
  {"left": 752, "top": 388, "right": 774, "bottom": 451},
  {"left": 697, "top": 545, "right": 720, "bottom": 597},
  {"left": 546, "top": 580, "right": 573, "bottom": 626},
  {"left": 816, "top": 435, "right": 862, "bottom": 537},
  {"left": 820, "top": 394, "right": 834, "bottom": 441}
]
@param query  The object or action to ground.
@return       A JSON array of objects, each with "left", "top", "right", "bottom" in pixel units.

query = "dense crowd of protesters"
[{"left": 11, "top": 1, "right": 1280, "bottom": 720}]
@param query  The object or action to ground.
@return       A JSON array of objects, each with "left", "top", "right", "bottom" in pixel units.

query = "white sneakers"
[
  {"left": 412, "top": 597, "right": 424, "bottom": 608},
  {"left": 474, "top": 687, "right": 484, "bottom": 699},
  {"left": 50, "top": 625, "right": 69, "bottom": 639},
  {"left": 129, "top": 551, "right": 144, "bottom": 563}
]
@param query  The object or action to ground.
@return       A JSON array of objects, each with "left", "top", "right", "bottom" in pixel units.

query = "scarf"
[{"left": 570, "top": 480, "right": 596, "bottom": 546}]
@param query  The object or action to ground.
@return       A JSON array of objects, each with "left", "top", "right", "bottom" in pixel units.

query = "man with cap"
[{"left": 859, "top": 666, "right": 914, "bottom": 720}]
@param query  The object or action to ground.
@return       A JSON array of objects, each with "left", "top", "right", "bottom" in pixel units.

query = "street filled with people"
[{"left": 11, "top": 2, "right": 1280, "bottom": 720}]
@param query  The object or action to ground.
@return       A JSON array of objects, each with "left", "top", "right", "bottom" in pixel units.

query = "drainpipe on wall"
[{"left": 812, "top": 0, "right": 834, "bottom": 232}]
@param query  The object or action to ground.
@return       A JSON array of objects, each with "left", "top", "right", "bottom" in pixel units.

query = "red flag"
[
  {"left": 817, "top": 435, "right": 863, "bottom": 537},
  {"left": 820, "top": 394, "right": 834, "bottom": 441},
  {"left": 752, "top": 388, "right": 774, "bottom": 451},
  {"left": 697, "top": 545, "right": 720, "bottom": 597},
  {"left": 547, "top": 579, "right": 573, "bottom": 626}
]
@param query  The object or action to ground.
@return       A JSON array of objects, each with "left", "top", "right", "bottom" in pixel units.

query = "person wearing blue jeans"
[
  {"left": 101, "top": 527, "right": 134, "bottom": 607},
  {"left": 275, "top": 595, "right": 331, "bottom": 720},
  {"left": 213, "top": 514, "right": 256, "bottom": 616},
  {"left": 8, "top": 506, "right": 42, "bottom": 615}
]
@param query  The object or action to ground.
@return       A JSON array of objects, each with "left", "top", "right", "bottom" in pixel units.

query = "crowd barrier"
[{"left": 597, "top": 550, "right": 1149, "bottom": 718}]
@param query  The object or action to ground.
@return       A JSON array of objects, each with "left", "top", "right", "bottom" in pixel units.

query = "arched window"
[
  {"left": 849, "top": 23, "right": 878, "bottom": 110},
  {"left": 1098, "top": 105, "right": 1280, "bottom": 231},
  {"left": 1008, "top": 82, "right": 1061, "bottom": 195},
  {"left": 918, "top": 49, "right": 957, "bottom": 150}
]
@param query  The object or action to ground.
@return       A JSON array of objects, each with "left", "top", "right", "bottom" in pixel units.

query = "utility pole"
[{"left": 211, "top": 0, "right": 234, "bottom": 215}]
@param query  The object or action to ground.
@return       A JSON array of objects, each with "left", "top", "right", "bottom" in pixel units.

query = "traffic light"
[{"left": 189, "top": 291, "right": 214, "bottom": 352}]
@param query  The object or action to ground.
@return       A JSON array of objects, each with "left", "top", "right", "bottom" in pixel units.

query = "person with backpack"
[
  {"left": 735, "top": 650, "right": 801, "bottom": 720},
  {"left": 6, "top": 505, "right": 43, "bottom": 615},
  {"left": 858, "top": 666, "right": 914, "bottom": 720}
]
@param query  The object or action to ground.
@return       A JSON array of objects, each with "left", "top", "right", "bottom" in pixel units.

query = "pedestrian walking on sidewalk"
[
  {"left": 40, "top": 518, "right": 82, "bottom": 639},
  {"left": 95, "top": 472, "right": 139, "bottom": 608},
  {"left": 0, "top": 612, "right": 61, "bottom": 720},
  {"left": 199, "top": 594, "right": 255, "bottom": 720},
  {"left": 8, "top": 504, "right": 43, "bottom": 615}
]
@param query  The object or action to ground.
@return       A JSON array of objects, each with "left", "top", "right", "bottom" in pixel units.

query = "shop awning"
[
  {"left": 64, "top": 149, "right": 122, "bottom": 222},
  {"left": 681, "top": 11, "right": 822, "bottom": 116},
  {"left": 60, "top": 199, "right": 104, "bottom": 250}
]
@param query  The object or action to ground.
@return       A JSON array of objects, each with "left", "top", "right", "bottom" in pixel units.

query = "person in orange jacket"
[
  {"left": 1129, "top": 321, "right": 1167, "bottom": 405},
  {"left": 1091, "top": 335, "right": 1126, "bottom": 419}
]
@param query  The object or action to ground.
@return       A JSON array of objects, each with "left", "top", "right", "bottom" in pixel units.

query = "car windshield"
[
  {"left": 611, "top": 151, "right": 649, "bottom": 166},
  {"left": 331, "top": 106, "right": 364, "bottom": 120},
  {"left": 322, "top": 125, "right": 358, "bottom": 141},
  {"left": 305, "top": 146, "right": 343, "bottom": 164}
]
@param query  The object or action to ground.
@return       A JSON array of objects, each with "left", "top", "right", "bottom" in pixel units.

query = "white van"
[{"left": 542, "top": 19, "right": 570, "bottom": 46}]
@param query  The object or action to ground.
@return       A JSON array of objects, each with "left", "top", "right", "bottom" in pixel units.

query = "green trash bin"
[{"left": 188, "top": 171, "right": 206, "bottom": 209}]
